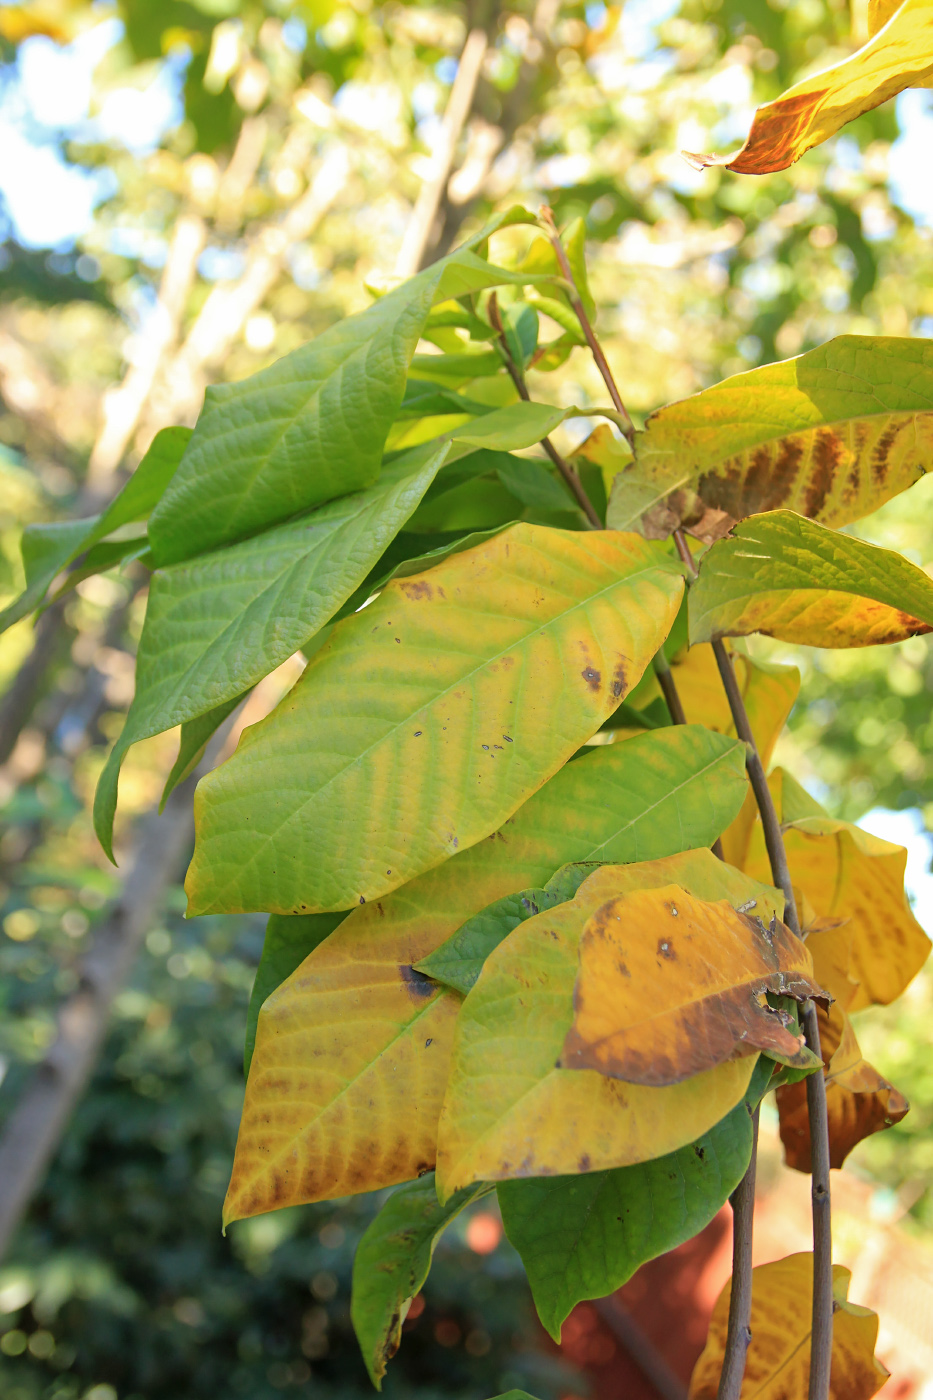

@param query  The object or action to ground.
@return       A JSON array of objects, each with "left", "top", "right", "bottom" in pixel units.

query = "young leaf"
[
  {"left": 0, "top": 425, "right": 189, "bottom": 635},
  {"left": 415, "top": 862, "right": 602, "bottom": 994},
  {"left": 498, "top": 1060, "right": 770, "bottom": 1341},
  {"left": 689, "top": 1254, "right": 890, "bottom": 1399},
  {"left": 682, "top": 0, "right": 933, "bottom": 175},
  {"left": 224, "top": 727, "right": 748, "bottom": 1220},
  {"left": 776, "top": 1002, "right": 909, "bottom": 1172},
  {"left": 159, "top": 693, "right": 245, "bottom": 809},
  {"left": 148, "top": 220, "right": 540, "bottom": 567},
  {"left": 243, "top": 911, "right": 346, "bottom": 1074},
  {"left": 561, "top": 885, "right": 823, "bottom": 1084},
  {"left": 351, "top": 1174, "right": 491, "bottom": 1389},
  {"left": 448, "top": 400, "right": 568, "bottom": 452},
  {"left": 609, "top": 336, "right": 933, "bottom": 538},
  {"left": 689, "top": 509, "right": 933, "bottom": 648},
  {"left": 744, "top": 770, "right": 930, "bottom": 1008},
  {"left": 436, "top": 851, "right": 777, "bottom": 1201},
  {"left": 93, "top": 441, "right": 449, "bottom": 857},
  {"left": 186, "top": 524, "right": 684, "bottom": 916}
]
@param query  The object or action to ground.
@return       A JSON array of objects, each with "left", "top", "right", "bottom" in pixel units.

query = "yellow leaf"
[
  {"left": 562, "top": 885, "right": 823, "bottom": 1085},
  {"left": 683, "top": 0, "right": 933, "bottom": 176},
  {"left": 743, "top": 770, "right": 931, "bottom": 1009},
  {"left": 689, "top": 1254, "right": 890, "bottom": 1398},
  {"left": 673, "top": 644, "right": 800, "bottom": 773},
  {"left": 777, "top": 1002, "right": 909, "bottom": 1171},
  {"left": 436, "top": 851, "right": 779, "bottom": 1201},
  {"left": 186, "top": 523, "right": 683, "bottom": 916},
  {"left": 226, "top": 728, "right": 749, "bottom": 1221}
]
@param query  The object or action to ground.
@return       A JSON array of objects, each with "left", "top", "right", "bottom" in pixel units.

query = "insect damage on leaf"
[{"left": 561, "top": 884, "right": 827, "bottom": 1085}]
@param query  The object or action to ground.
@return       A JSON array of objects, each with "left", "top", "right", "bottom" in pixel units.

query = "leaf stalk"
[{"left": 487, "top": 292, "right": 603, "bottom": 528}]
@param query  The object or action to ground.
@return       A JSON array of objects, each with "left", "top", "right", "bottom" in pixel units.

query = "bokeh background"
[{"left": 0, "top": 0, "right": 931, "bottom": 1397}]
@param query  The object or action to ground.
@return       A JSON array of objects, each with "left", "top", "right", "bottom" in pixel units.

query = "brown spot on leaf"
[
  {"left": 400, "top": 579, "right": 434, "bottom": 600},
  {"left": 871, "top": 422, "right": 900, "bottom": 485},
  {"left": 399, "top": 965, "right": 436, "bottom": 1001},
  {"left": 581, "top": 666, "right": 601, "bottom": 691},
  {"left": 610, "top": 658, "right": 627, "bottom": 699}
]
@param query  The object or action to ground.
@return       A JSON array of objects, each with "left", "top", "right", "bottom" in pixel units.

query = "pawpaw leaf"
[
  {"left": 609, "top": 337, "right": 933, "bottom": 538},
  {"left": 777, "top": 1000, "right": 909, "bottom": 1172},
  {"left": 561, "top": 884, "right": 824, "bottom": 1085},
  {"left": 689, "top": 509, "right": 933, "bottom": 649},
  {"left": 436, "top": 850, "right": 778, "bottom": 1201},
  {"left": 223, "top": 727, "right": 748, "bottom": 1222},
  {"left": 689, "top": 1254, "right": 889, "bottom": 1399},
  {"left": 186, "top": 524, "right": 684, "bottom": 916},
  {"left": 351, "top": 1174, "right": 491, "bottom": 1389},
  {"left": 94, "top": 441, "right": 451, "bottom": 858},
  {"left": 147, "top": 211, "right": 540, "bottom": 566},
  {"left": 682, "top": 0, "right": 933, "bottom": 176},
  {"left": 498, "top": 1056, "right": 772, "bottom": 1341}
]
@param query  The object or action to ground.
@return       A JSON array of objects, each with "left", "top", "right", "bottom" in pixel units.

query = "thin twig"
[
  {"left": 672, "top": 526, "right": 833, "bottom": 1398},
  {"left": 652, "top": 649, "right": 687, "bottom": 725},
  {"left": 670, "top": 531, "right": 800, "bottom": 932},
  {"left": 486, "top": 293, "right": 603, "bottom": 528},
  {"left": 716, "top": 1106, "right": 760, "bottom": 1400},
  {"left": 538, "top": 204, "right": 636, "bottom": 449},
  {"left": 802, "top": 1001, "right": 833, "bottom": 1400}
]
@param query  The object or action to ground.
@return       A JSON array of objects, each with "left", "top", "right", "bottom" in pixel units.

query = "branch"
[
  {"left": 716, "top": 1108, "right": 759, "bottom": 1400},
  {"left": 395, "top": 27, "right": 489, "bottom": 277},
  {"left": 538, "top": 204, "right": 635, "bottom": 449},
  {"left": 487, "top": 293, "right": 603, "bottom": 528},
  {"left": 803, "top": 1001, "right": 833, "bottom": 1400},
  {"left": 593, "top": 1297, "right": 688, "bottom": 1400},
  {"left": 151, "top": 147, "right": 350, "bottom": 429},
  {"left": 0, "top": 715, "right": 237, "bottom": 1262},
  {"left": 87, "top": 212, "right": 207, "bottom": 483}
]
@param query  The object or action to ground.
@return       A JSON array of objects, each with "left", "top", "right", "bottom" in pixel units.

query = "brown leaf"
[
  {"left": 743, "top": 769, "right": 931, "bottom": 1009},
  {"left": 561, "top": 885, "right": 826, "bottom": 1086},
  {"left": 777, "top": 1002, "right": 909, "bottom": 1172},
  {"left": 689, "top": 1253, "right": 890, "bottom": 1399}
]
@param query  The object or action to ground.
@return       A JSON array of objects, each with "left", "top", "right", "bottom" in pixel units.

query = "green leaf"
[
  {"left": 159, "top": 693, "right": 244, "bottom": 810},
  {"left": 503, "top": 302, "right": 539, "bottom": 368},
  {"left": 688, "top": 509, "right": 933, "bottom": 648},
  {"left": 185, "top": 525, "right": 684, "bottom": 915},
  {"left": 350, "top": 1174, "right": 491, "bottom": 1389},
  {"left": 494, "top": 458, "right": 576, "bottom": 514},
  {"left": 0, "top": 425, "right": 189, "bottom": 635},
  {"left": 148, "top": 221, "right": 542, "bottom": 567},
  {"left": 415, "top": 862, "right": 602, "bottom": 994},
  {"left": 498, "top": 1072, "right": 763, "bottom": 1340},
  {"left": 611, "top": 336, "right": 933, "bottom": 538},
  {"left": 449, "top": 400, "right": 567, "bottom": 452},
  {"left": 224, "top": 726, "right": 749, "bottom": 1218},
  {"left": 94, "top": 441, "right": 449, "bottom": 858},
  {"left": 244, "top": 911, "right": 346, "bottom": 1074}
]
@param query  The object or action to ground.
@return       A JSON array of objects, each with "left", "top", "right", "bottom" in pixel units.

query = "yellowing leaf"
[
  {"left": 608, "top": 336, "right": 933, "bottom": 539},
  {"left": 682, "top": 0, "right": 933, "bottom": 176},
  {"left": 436, "top": 851, "right": 778, "bottom": 1202},
  {"left": 226, "top": 727, "right": 749, "bottom": 1220},
  {"left": 562, "top": 885, "right": 822, "bottom": 1085},
  {"left": 743, "top": 770, "right": 930, "bottom": 1009},
  {"left": 777, "top": 1003, "right": 909, "bottom": 1171},
  {"left": 186, "top": 523, "right": 684, "bottom": 916},
  {"left": 689, "top": 510, "right": 933, "bottom": 649},
  {"left": 689, "top": 1254, "right": 890, "bottom": 1399}
]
